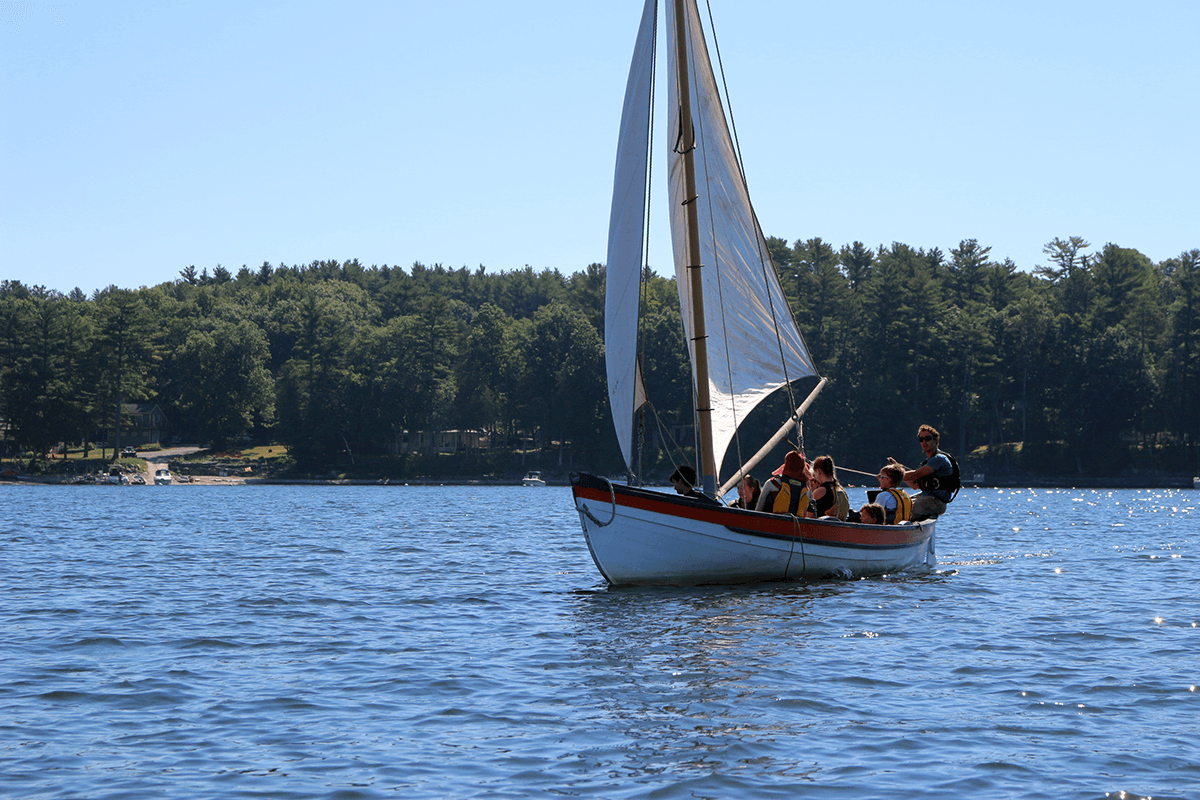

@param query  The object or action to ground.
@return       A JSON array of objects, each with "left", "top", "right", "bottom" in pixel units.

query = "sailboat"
[{"left": 569, "top": 0, "right": 936, "bottom": 586}]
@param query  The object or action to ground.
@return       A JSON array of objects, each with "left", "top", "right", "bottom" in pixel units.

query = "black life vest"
[
  {"left": 918, "top": 450, "right": 961, "bottom": 502},
  {"left": 813, "top": 480, "right": 850, "bottom": 520}
]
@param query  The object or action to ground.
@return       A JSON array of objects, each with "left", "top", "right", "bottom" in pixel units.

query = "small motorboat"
[
  {"left": 522, "top": 470, "right": 547, "bottom": 487},
  {"left": 154, "top": 469, "right": 172, "bottom": 485}
]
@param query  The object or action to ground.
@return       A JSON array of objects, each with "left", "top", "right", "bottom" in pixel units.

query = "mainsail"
[
  {"left": 608, "top": 0, "right": 819, "bottom": 482},
  {"left": 666, "top": 0, "right": 819, "bottom": 476}
]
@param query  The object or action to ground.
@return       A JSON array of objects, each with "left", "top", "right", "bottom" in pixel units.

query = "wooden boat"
[
  {"left": 573, "top": 473, "right": 934, "bottom": 585},
  {"left": 570, "top": 0, "right": 935, "bottom": 586}
]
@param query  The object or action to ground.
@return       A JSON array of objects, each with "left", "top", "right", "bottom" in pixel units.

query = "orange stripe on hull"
[{"left": 572, "top": 483, "right": 927, "bottom": 549}]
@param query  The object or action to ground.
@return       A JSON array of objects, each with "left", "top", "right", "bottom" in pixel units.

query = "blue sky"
[{"left": 3, "top": 1, "right": 1197, "bottom": 296}]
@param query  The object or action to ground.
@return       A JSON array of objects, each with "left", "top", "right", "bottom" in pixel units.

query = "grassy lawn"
[
  {"left": 174, "top": 445, "right": 289, "bottom": 461},
  {"left": 38, "top": 443, "right": 166, "bottom": 461}
]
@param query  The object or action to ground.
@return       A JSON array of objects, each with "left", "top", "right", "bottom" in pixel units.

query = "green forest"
[{"left": 1, "top": 234, "right": 1198, "bottom": 482}]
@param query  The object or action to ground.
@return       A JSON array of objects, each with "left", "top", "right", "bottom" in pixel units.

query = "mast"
[{"left": 672, "top": 0, "right": 717, "bottom": 495}]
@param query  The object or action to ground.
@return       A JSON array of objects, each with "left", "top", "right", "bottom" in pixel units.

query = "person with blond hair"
[{"left": 876, "top": 462, "right": 912, "bottom": 523}]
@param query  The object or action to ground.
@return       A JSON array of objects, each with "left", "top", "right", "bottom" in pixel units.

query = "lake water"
[{"left": 1, "top": 484, "right": 1197, "bottom": 799}]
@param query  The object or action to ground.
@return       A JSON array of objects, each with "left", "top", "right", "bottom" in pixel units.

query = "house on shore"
[
  {"left": 396, "top": 429, "right": 489, "bottom": 455},
  {"left": 96, "top": 403, "right": 170, "bottom": 447}
]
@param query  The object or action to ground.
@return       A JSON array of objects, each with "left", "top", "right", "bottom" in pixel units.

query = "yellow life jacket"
[
  {"left": 771, "top": 477, "right": 810, "bottom": 516},
  {"left": 884, "top": 487, "right": 913, "bottom": 523},
  {"left": 832, "top": 485, "right": 850, "bottom": 520}
]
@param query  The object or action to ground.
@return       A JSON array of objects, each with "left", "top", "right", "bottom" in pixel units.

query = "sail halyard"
[{"left": 605, "top": 0, "right": 657, "bottom": 476}]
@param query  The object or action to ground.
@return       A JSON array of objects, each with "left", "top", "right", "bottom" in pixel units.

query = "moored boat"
[
  {"left": 522, "top": 470, "right": 547, "bottom": 486},
  {"left": 570, "top": 0, "right": 935, "bottom": 586},
  {"left": 154, "top": 469, "right": 172, "bottom": 485}
]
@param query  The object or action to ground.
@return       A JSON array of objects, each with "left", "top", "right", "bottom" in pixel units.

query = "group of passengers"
[{"left": 668, "top": 424, "right": 958, "bottom": 524}]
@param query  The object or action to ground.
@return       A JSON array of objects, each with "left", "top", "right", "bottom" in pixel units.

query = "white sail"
[
  {"left": 666, "top": 0, "right": 818, "bottom": 476},
  {"left": 605, "top": 0, "right": 656, "bottom": 474}
]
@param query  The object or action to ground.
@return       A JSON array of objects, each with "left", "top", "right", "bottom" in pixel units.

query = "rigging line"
[
  {"left": 648, "top": 401, "right": 694, "bottom": 477},
  {"left": 839, "top": 465, "right": 883, "bottom": 479},
  {"left": 702, "top": 0, "right": 805, "bottom": 430}
]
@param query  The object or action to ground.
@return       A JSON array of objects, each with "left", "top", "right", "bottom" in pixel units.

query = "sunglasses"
[{"left": 918, "top": 435, "right": 934, "bottom": 442}]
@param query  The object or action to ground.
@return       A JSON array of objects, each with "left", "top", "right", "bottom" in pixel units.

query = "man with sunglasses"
[{"left": 901, "top": 424, "right": 959, "bottom": 521}]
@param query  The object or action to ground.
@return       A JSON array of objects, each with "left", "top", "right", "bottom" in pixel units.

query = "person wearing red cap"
[{"left": 755, "top": 450, "right": 812, "bottom": 515}]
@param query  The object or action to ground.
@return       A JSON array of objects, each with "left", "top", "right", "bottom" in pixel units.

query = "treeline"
[
  {"left": 763, "top": 236, "right": 1199, "bottom": 477},
  {"left": 0, "top": 261, "right": 617, "bottom": 472},
  {"left": 1, "top": 234, "right": 1197, "bottom": 479}
]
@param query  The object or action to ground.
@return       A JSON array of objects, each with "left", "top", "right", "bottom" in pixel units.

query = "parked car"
[{"left": 121, "top": 446, "right": 138, "bottom": 457}]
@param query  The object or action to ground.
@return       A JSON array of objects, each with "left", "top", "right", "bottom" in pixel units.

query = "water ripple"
[{"left": 1, "top": 485, "right": 1198, "bottom": 798}]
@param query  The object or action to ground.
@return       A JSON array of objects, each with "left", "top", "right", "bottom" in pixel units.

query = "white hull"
[{"left": 572, "top": 473, "right": 935, "bottom": 586}]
